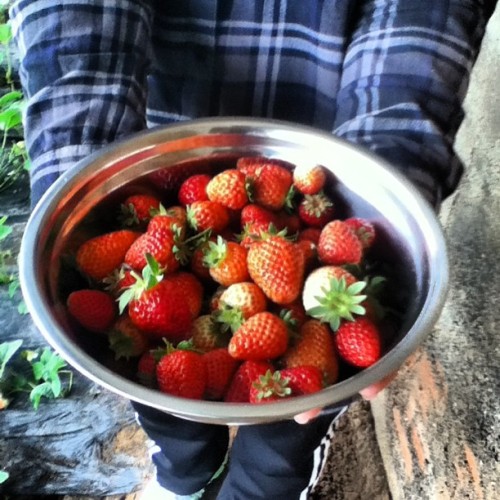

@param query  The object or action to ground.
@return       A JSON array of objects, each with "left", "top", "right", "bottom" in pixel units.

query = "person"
[{"left": 9, "top": 1, "right": 497, "bottom": 498}]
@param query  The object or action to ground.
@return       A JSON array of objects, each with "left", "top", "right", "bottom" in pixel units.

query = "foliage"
[
  {"left": 0, "top": 339, "right": 73, "bottom": 410},
  {"left": 0, "top": 7, "right": 30, "bottom": 192},
  {"left": 0, "top": 215, "right": 26, "bottom": 313}
]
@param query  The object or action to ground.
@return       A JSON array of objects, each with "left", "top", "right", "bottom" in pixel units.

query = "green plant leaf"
[
  {"left": 0, "top": 90, "right": 23, "bottom": 108},
  {"left": 0, "top": 339, "right": 22, "bottom": 379},
  {"left": 0, "top": 215, "right": 12, "bottom": 240},
  {"left": 0, "top": 470, "right": 9, "bottom": 484},
  {"left": 0, "top": 23, "right": 11, "bottom": 45},
  {"left": 0, "top": 107, "right": 22, "bottom": 131}
]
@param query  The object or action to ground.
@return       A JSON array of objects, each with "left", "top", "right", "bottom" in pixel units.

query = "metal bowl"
[{"left": 19, "top": 117, "right": 448, "bottom": 425}]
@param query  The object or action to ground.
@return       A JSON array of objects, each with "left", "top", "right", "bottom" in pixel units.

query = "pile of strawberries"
[{"left": 65, "top": 156, "right": 389, "bottom": 404}]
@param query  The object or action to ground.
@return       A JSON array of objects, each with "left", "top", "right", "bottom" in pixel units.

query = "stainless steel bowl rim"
[{"left": 19, "top": 117, "right": 448, "bottom": 424}]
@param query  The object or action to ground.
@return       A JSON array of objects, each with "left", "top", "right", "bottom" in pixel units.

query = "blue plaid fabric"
[{"left": 10, "top": 0, "right": 497, "bottom": 207}]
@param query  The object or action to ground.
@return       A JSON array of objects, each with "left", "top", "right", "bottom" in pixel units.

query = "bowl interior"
[{"left": 21, "top": 118, "right": 447, "bottom": 424}]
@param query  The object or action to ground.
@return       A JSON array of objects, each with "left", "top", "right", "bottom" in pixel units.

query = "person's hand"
[{"left": 293, "top": 370, "right": 398, "bottom": 424}]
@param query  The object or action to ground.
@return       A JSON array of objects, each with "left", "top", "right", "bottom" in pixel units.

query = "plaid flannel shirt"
[{"left": 10, "top": 0, "right": 497, "bottom": 208}]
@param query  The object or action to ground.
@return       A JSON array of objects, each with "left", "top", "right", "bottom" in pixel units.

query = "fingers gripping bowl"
[{"left": 19, "top": 118, "right": 448, "bottom": 425}]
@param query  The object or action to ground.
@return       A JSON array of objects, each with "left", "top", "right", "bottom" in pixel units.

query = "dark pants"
[{"left": 132, "top": 402, "right": 344, "bottom": 499}]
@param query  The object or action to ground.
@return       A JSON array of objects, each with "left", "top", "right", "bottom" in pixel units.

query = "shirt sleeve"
[
  {"left": 9, "top": 0, "right": 154, "bottom": 207},
  {"left": 333, "top": 0, "right": 497, "bottom": 208}
]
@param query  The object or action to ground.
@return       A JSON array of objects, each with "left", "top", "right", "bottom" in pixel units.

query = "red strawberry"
[
  {"left": 275, "top": 211, "right": 302, "bottom": 235},
  {"left": 292, "top": 164, "right": 326, "bottom": 195},
  {"left": 228, "top": 312, "right": 289, "bottom": 361},
  {"left": 296, "top": 239, "right": 317, "bottom": 271},
  {"left": 317, "top": 220, "right": 363, "bottom": 265},
  {"left": 156, "top": 347, "right": 206, "bottom": 399},
  {"left": 202, "top": 236, "right": 250, "bottom": 287},
  {"left": 249, "top": 370, "right": 292, "bottom": 404},
  {"left": 334, "top": 317, "right": 382, "bottom": 368},
  {"left": 206, "top": 169, "right": 249, "bottom": 210},
  {"left": 246, "top": 163, "right": 293, "bottom": 211},
  {"left": 283, "top": 319, "right": 339, "bottom": 385},
  {"left": 178, "top": 174, "right": 211, "bottom": 205},
  {"left": 76, "top": 230, "right": 140, "bottom": 281},
  {"left": 237, "top": 156, "right": 294, "bottom": 176},
  {"left": 108, "top": 315, "right": 150, "bottom": 360},
  {"left": 124, "top": 227, "right": 180, "bottom": 273},
  {"left": 148, "top": 208, "right": 187, "bottom": 237},
  {"left": 344, "top": 217, "right": 376, "bottom": 250},
  {"left": 203, "top": 348, "right": 239, "bottom": 400},
  {"left": 120, "top": 257, "right": 192, "bottom": 341},
  {"left": 240, "top": 204, "right": 279, "bottom": 229},
  {"left": 187, "top": 200, "right": 230, "bottom": 234},
  {"left": 278, "top": 300, "right": 307, "bottom": 329},
  {"left": 280, "top": 366, "right": 324, "bottom": 395},
  {"left": 120, "top": 194, "right": 161, "bottom": 226},
  {"left": 298, "top": 192, "right": 335, "bottom": 227},
  {"left": 249, "top": 365, "right": 323, "bottom": 403},
  {"left": 137, "top": 350, "right": 158, "bottom": 387},
  {"left": 298, "top": 227, "right": 321, "bottom": 245},
  {"left": 169, "top": 271, "right": 204, "bottom": 319},
  {"left": 66, "top": 289, "right": 117, "bottom": 333},
  {"left": 224, "top": 360, "right": 273, "bottom": 403},
  {"left": 238, "top": 221, "right": 269, "bottom": 249},
  {"left": 247, "top": 231, "right": 304, "bottom": 304},
  {"left": 103, "top": 267, "right": 137, "bottom": 297}
]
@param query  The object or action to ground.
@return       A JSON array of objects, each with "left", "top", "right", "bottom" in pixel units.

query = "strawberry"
[
  {"left": 202, "top": 236, "right": 250, "bottom": 287},
  {"left": 228, "top": 312, "right": 289, "bottom": 361},
  {"left": 103, "top": 266, "right": 137, "bottom": 297},
  {"left": 298, "top": 192, "right": 335, "bottom": 227},
  {"left": 120, "top": 256, "right": 192, "bottom": 341},
  {"left": 108, "top": 315, "right": 150, "bottom": 360},
  {"left": 283, "top": 319, "right": 339, "bottom": 385},
  {"left": 224, "top": 360, "right": 273, "bottom": 402},
  {"left": 206, "top": 169, "right": 249, "bottom": 210},
  {"left": 137, "top": 350, "right": 158, "bottom": 387},
  {"left": 246, "top": 163, "right": 293, "bottom": 211},
  {"left": 296, "top": 239, "right": 317, "bottom": 271},
  {"left": 240, "top": 204, "right": 279, "bottom": 229},
  {"left": 178, "top": 174, "right": 211, "bottom": 205},
  {"left": 279, "top": 366, "right": 324, "bottom": 395},
  {"left": 249, "top": 365, "right": 324, "bottom": 403},
  {"left": 148, "top": 209, "right": 187, "bottom": 239},
  {"left": 334, "top": 317, "right": 382, "bottom": 368},
  {"left": 203, "top": 348, "right": 239, "bottom": 400},
  {"left": 238, "top": 221, "right": 268, "bottom": 249},
  {"left": 302, "top": 265, "right": 366, "bottom": 331},
  {"left": 76, "top": 230, "right": 140, "bottom": 281},
  {"left": 292, "top": 164, "right": 326, "bottom": 195},
  {"left": 317, "top": 220, "right": 363, "bottom": 265},
  {"left": 344, "top": 217, "right": 376, "bottom": 250},
  {"left": 218, "top": 282, "right": 267, "bottom": 319},
  {"left": 190, "top": 239, "right": 213, "bottom": 280},
  {"left": 191, "top": 314, "right": 228, "bottom": 352},
  {"left": 247, "top": 230, "right": 304, "bottom": 304},
  {"left": 278, "top": 300, "right": 307, "bottom": 329},
  {"left": 275, "top": 211, "right": 302, "bottom": 235},
  {"left": 66, "top": 289, "right": 117, "bottom": 333},
  {"left": 187, "top": 200, "right": 230, "bottom": 234},
  {"left": 124, "top": 227, "right": 179, "bottom": 274},
  {"left": 249, "top": 370, "right": 292, "bottom": 404},
  {"left": 236, "top": 156, "right": 293, "bottom": 177},
  {"left": 119, "top": 194, "right": 161, "bottom": 226},
  {"left": 156, "top": 344, "right": 207, "bottom": 399},
  {"left": 169, "top": 271, "right": 204, "bottom": 319},
  {"left": 298, "top": 227, "right": 321, "bottom": 244}
]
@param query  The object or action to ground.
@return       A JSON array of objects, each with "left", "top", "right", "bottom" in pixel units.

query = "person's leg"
[
  {"left": 132, "top": 402, "right": 230, "bottom": 495},
  {"left": 217, "top": 407, "right": 346, "bottom": 500}
]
